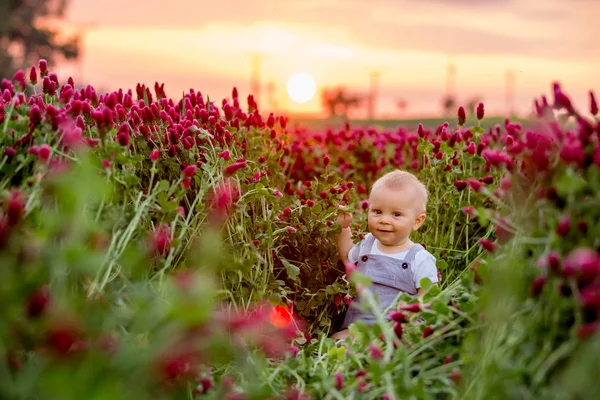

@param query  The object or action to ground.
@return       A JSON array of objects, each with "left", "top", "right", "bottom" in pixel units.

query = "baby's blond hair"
[{"left": 370, "top": 170, "right": 429, "bottom": 213}]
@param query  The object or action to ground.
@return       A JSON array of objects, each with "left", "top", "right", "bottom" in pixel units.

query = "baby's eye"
[
  {"left": 393, "top": 212, "right": 402, "bottom": 217},
  {"left": 372, "top": 209, "right": 382, "bottom": 214}
]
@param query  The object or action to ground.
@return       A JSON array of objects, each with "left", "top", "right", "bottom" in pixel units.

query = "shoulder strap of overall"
[
  {"left": 404, "top": 243, "right": 424, "bottom": 263},
  {"left": 358, "top": 234, "right": 377, "bottom": 256}
]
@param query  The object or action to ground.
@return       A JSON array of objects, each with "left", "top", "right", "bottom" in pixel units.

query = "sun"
[{"left": 286, "top": 73, "right": 316, "bottom": 103}]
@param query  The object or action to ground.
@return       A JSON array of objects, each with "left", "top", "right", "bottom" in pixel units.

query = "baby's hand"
[{"left": 336, "top": 208, "right": 353, "bottom": 229}]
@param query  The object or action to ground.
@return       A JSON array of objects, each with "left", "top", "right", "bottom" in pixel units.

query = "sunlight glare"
[{"left": 286, "top": 73, "right": 316, "bottom": 103}]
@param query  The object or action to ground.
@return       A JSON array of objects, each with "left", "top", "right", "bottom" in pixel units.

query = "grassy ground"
[{"left": 289, "top": 115, "right": 531, "bottom": 132}]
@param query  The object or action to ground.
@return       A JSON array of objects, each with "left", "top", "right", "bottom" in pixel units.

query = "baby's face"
[{"left": 367, "top": 184, "right": 425, "bottom": 249}]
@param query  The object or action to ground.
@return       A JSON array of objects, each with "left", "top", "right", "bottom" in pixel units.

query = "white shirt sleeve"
[
  {"left": 412, "top": 251, "right": 439, "bottom": 289},
  {"left": 347, "top": 234, "right": 371, "bottom": 264}
]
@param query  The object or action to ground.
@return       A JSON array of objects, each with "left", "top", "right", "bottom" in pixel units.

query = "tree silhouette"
[
  {"left": 0, "top": 0, "right": 79, "bottom": 79},
  {"left": 320, "top": 86, "right": 363, "bottom": 119}
]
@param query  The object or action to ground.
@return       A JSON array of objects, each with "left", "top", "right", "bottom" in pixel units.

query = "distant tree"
[
  {"left": 0, "top": 0, "right": 79, "bottom": 79},
  {"left": 466, "top": 96, "right": 483, "bottom": 116},
  {"left": 396, "top": 98, "right": 409, "bottom": 117},
  {"left": 320, "top": 86, "right": 363, "bottom": 119},
  {"left": 442, "top": 94, "right": 456, "bottom": 116}
]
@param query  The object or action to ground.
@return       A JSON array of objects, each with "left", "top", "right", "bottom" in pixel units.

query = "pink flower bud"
[
  {"left": 393, "top": 322, "right": 403, "bottom": 338},
  {"left": 224, "top": 160, "right": 247, "bottom": 176},
  {"left": 466, "top": 178, "right": 482, "bottom": 192},
  {"left": 422, "top": 326, "right": 434, "bottom": 338},
  {"left": 27, "top": 285, "right": 50, "bottom": 318},
  {"left": 453, "top": 180, "right": 467, "bottom": 191},
  {"left": 476, "top": 103, "right": 485, "bottom": 120},
  {"left": 4, "top": 192, "right": 25, "bottom": 225},
  {"left": 150, "top": 225, "right": 171, "bottom": 256},
  {"left": 182, "top": 165, "right": 197, "bottom": 177},
  {"left": 556, "top": 215, "right": 570, "bottom": 237},
  {"left": 368, "top": 343, "right": 384, "bottom": 359},
  {"left": 361, "top": 200, "right": 369, "bottom": 210},
  {"left": 590, "top": 91, "right": 598, "bottom": 116},
  {"left": 38, "top": 144, "right": 51, "bottom": 161},
  {"left": 279, "top": 116, "right": 287, "bottom": 129},
  {"left": 13, "top": 70, "right": 26, "bottom": 91},
  {"left": 323, "top": 154, "right": 330, "bottom": 167},
  {"left": 344, "top": 261, "right": 357, "bottom": 277},
  {"left": 400, "top": 303, "right": 421, "bottom": 313},
  {"left": 528, "top": 271, "right": 548, "bottom": 298},
  {"left": 478, "top": 238, "right": 497, "bottom": 253},
  {"left": 266, "top": 113, "right": 275, "bottom": 129},
  {"left": 149, "top": 149, "right": 160, "bottom": 161},
  {"left": 389, "top": 311, "right": 408, "bottom": 323},
  {"left": 218, "top": 149, "right": 231, "bottom": 161},
  {"left": 576, "top": 322, "right": 598, "bottom": 339},
  {"left": 334, "top": 372, "right": 343, "bottom": 390},
  {"left": 457, "top": 106, "right": 466, "bottom": 126},
  {"left": 286, "top": 226, "right": 297, "bottom": 234},
  {"left": 39, "top": 59, "right": 48, "bottom": 77},
  {"left": 29, "top": 66, "right": 38, "bottom": 85}
]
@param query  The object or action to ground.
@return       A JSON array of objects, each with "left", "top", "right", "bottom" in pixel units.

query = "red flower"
[
  {"left": 266, "top": 113, "right": 275, "bottom": 129},
  {"left": 389, "top": 311, "right": 408, "bottom": 323},
  {"left": 368, "top": 343, "right": 384, "bottom": 359},
  {"left": 4, "top": 190, "right": 25, "bottom": 226},
  {"left": 422, "top": 326, "right": 434, "bottom": 338},
  {"left": 556, "top": 215, "right": 570, "bottom": 237},
  {"left": 286, "top": 226, "right": 297, "bottom": 234},
  {"left": 13, "top": 70, "right": 26, "bottom": 91},
  {"left": 400, "top": 303, "right": 421, "bottom": 313},
  {"left": 466, "top": 178, "right": 482, "bottom": 192},
  {"left": 39, "top": 59, "right": 48, "bottom": 77},
  {"left": 453, "top": 180, "right": 467, "bottom": 191},
  {"left": 149, "top": 149, "right": 160, "bottom": 161},
  {"left": 590, "top": 91, "right": 598, "bottom": 116},
  {"left": 361, "top": 200, "right": 369, "bottom": 210},
  {"left": 576, "top": 322, "right": 598, "bottom": 339},
  {"left": 26, "top": 285, "right": 50, "bottom": 318},
  {"left": 530, "top": 275, "right": 547, "bottom": 297},
  {"left": 182, "top": 165, "right": 197, "bottom": 177},
  {"left": 323, "top": 154, "right": 330, "bottom": 167},
  {"left": 212, "top": 180, "right": 240, "bottom": 217},
  {"left": 224, "top": 160, "right": 247, "bottom": 176},
  {"left": 393, "top": 322, "right": 403, "bottom": 338},
  {"left": 29, "top": 66, "right": 38, "bottom": 85},
  {"left": 150, "top": 225, "right": 171, "bottom": 256},
  {"left": 478, "top": 238, "right": 497, "bottom": 253},
  {"left": 334, "top": 372, "right": 343, "bottom": 390},
  {"left": 218, "top": 149, "right": 231, "bottom": 161}
]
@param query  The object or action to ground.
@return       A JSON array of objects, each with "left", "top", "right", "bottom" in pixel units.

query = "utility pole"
[
  {"left": 67, "top": 20, "right": 99, "bottom": 88},
  {"left": 367, "top": 70, "right": 381, "bottom": 120},
  {"left": 446, "top": 61, "right": 456, "bottom": 99},
  {"left": 266, "top": 81, "right": 277, "bottom": 112},
  {"left": 250, "top": 53, "right": 262, "bottom": 108},
  {"left": 505, "top": 70, "right": 516, "bottom": 116}
]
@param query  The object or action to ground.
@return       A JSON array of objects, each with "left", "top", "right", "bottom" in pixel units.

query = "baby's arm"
[{"left": 336, "top": 210, "right": 353, "bottom": 263}]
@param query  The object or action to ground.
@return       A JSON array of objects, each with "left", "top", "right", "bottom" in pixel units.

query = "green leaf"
[
  {"left": 420, "top": 277, "right": 432, "bottom": 291},
  {"left": 437, "top": 259, "right": 448, "bottom": 270},
  {"left": 281, "top": 259, "right": 300, "bottom": 281},
  {"left": 158, "top": 180, "right": 170, "bottom": 191},
  {"left": 312, "top": 203, "right": 322, "bottom": 214},
  {"left": 556, "top": 167, "right": 586, "bottom": 197}
]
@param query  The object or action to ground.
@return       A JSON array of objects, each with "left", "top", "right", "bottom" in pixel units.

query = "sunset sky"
[{"left": 55, "top": 0, "right": 600, "bottom": 118}]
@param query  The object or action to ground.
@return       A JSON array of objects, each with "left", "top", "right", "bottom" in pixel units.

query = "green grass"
[{"left": 289, "top": 116, "right": 532, "bottom": 132}]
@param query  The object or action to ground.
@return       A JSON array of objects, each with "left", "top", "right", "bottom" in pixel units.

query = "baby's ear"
[{"left": 413, "top": 213, "right": 426, "bottom": 230}]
